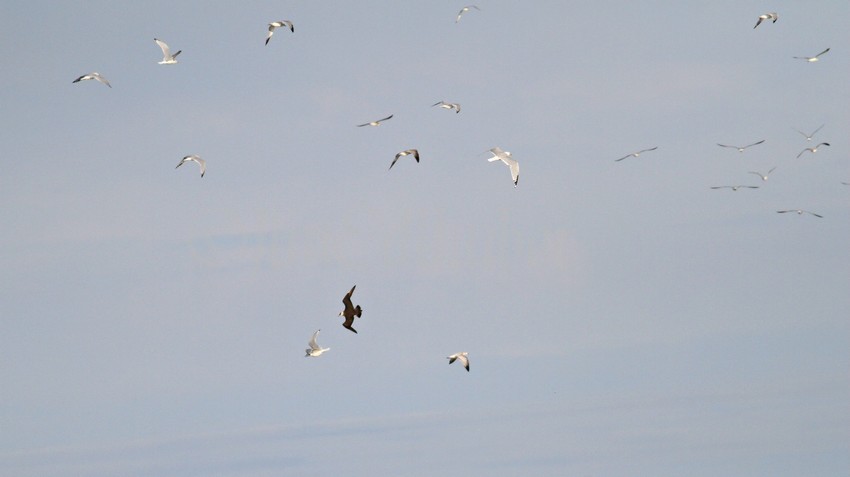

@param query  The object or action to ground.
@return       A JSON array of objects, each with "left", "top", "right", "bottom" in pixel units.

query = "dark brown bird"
[{"left": 338, "top": 285, "right": 362, "bottom": 333}]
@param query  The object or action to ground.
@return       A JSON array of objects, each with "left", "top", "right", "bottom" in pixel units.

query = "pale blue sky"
[{"left": 1, "top": 1, "right": 848, "bottom": 476}]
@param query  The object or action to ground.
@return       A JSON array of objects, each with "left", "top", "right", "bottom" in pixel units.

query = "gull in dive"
[
  {"left": 305, "top": 330, "right": 330, "bottom": 357},
  {"left": 796, "top": 143, "right": 830, "bottom": 158},
  {"left": 717, "top": 140, "right": 765, "bottom": 152},
  {"left": 711, "top": 185, "right": 759, "bottom": 191},
  {"left": 447, "top": 352, "right": 470, "bottom": 372},
  {"left": 356, "top": 114, "right": 393, "bottom": 127},
  {"left": 456, "top": 5, "right": 481, "bottom": 23},
  {"left": 487, "top": 147, "right": 519, "bottom": 187},
  {"left": 794, "top": 124, "right": 824, "bottom": 141},
  {"left": 615, "top": 146, "right": 658, "bottom": 162},
  {"left": 432, "top": 101, "right": 461, "bottom": 113},
  {"left": 794, "top": 48, "right": 830, "bottom": 62},
  {"left": 777, "top": 209, "right": 822, "bottom": 218},
  {"left": 176, "top": 155, "right": 206, "bottom": 177},
  {"left": 266, "top": 21, "right": 294, "bottom": 45},
  {"left": 72, "top": 72, "right": 111, "bottom": 88},
  {"left": 748, "top": 167, "right": 777, "bottom": 181},
  {"left": 154, "top": 38, "right": 181, "bottom": 64},
  {"left": 754, "top": 12, "right": 778, "bottom": 29},
  {"left": 390, "top": 149, "right": 420, "bottom": 170},
  {"left": 339, "top": 285, "right": 362, "bottom": 334}
]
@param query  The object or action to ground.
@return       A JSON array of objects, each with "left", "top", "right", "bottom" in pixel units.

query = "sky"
[{"left": 1, "top": 1, "right": 848, "bottom": 476}]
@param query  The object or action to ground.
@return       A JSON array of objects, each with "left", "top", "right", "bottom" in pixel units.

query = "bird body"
[
  {"left": 390, "top": 149, "right": 420, "bottom": 170},
  {"left": 777, "top": 209, "right": 823, "bottom": 218},
  {"left": 717, "top": 140, "right": 765, "bottom": 152},
  {"left": 357, "top": 114, "right": 393, "bottom": 127},
  {"left": 432, "top": 101, "right": 461, "bottom": 113},
  {"left": 748, "top": 167, "right": 777, "bottom": 181},
  {"left": 794, "top": 48, "right": 830, "bottom": 62},
  {"left": 754, "top": 12, "right": 778, "bottom": 29},
  {"left": 266, "top": 20, "right": 294, "bottom": 45},
  {"left": 305, "top": 330, "right": 330, "bottom": 357},
  {"left": 176, "top": 155, "right": 206, "bottom": 177},
  {"left": 615, "top": 146, "right": 658, "bottom": 162},
  {"left": 794, "top": 124, "right": 824, "bottom": 141},
  {"left": 154, "top": 38, "right": 181, "bottom": 64},
  {"left": 72, "top": 72, "right": 111, "bottom": 88},
  {"left": 710, "top": 185, "right": 759, "bottom": 191},
  {"left": 488, "top": 147, "right": 519, "bottom": 187},
  {"left": 796, "top": 143, "right": 830, "bottom": 158},
  {"left": 456, "top": 5, "right": 481, "bottom": 23},
  {"left": 447, "top": 352, "right": 470, "bottom": 371},
  {"left": 339, "top": 285, "right": 362, "bottom": 333}
]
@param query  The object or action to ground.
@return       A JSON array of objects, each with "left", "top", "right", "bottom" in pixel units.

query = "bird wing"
[
  {"left": 342, "top": 285, "right": 355, "bottom": 310},
  {"left": 639, "top": 146, "right": 658, "bottom": 154},
  {"left": 807, "top": 211, "right": 824, "bottom": 218},
  {"left": 411, "top": 149, "right": 420, "bottom": 163},
  {"left": 154, "top": 39, "right": 172, "bottom": 59},
  {"left": 489, "top": 146, "right": 506, "bottom": 157},
  {"left": 796, "top": 149, "right": 810, "bottom": 158},
  {"left": 457, "top": 354, "right": 470, "bottom": 371},
  {"left": 810, "top": 124, "right": 825, "bottom": 136},
  {"left": 309, "top": 330, "right": 321, "bottom": 350},
  {"left": 716, "top": 143, "right": 736, "bottom": 149},
  {"left": 94, "top": 74, "right": 112, "bottom": 87},
  {"left": 506, "top": 158, "right": 519, "bottom": 186},
  {"left": 754, "top": 17, "right": 764, "bottom": 29},
  {"left": 744, "top": 140, "right": 765, "bottom": 148},
  {"left": 815, "top": 48, "right": 830, "bottom": 58}
]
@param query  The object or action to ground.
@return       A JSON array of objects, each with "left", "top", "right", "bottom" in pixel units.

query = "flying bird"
[
  {"left": 432, "top": 101, "right": 461, "bottom": 113},
  {"left": 72, "top": 72, "right": 111, "bottom": 88},
  {"left": 796, "top": 143, "right": 830, "bottom": 158},
  {"left": 777, "top": 209, "right": 823, "bottom": 218},
  {"left": 615, "top": 146, "right": 658, "bottom": 162},
  {"left": 266, "top": 20, "right": 294, "bottom": 45},
  {"left": 154, "top": 38, "right": 181, "bottom": 64},
  {"left": 447, "top": 352, "right": 469, "bottom": 372},
  {"left": 754, "top": 12, "right": 778, "bottom": 29},
  {"left": 794, "top": 124, "right": 824, "bottom": 141},
  {"left": 748, "top": 167, "right": 777, "bottom": 181},
  {"left": 356, "top": 114, "right": 393, "bottom": 127},
  {"left": 456, "top": 5, "right": 481, "bottom": 23},
  {"left": 487, "top": 147, "right": 519, "bottom": 187},
  {"left": 710, "top": 185, "right": 760, "bottom": 191},
  {"left": 338, "top": 285, "right": 362, "bottom": 334},
  {"left": 794, "top": 48, "right": 830, "bottom": 62},
  {"left": 390, "top": 149, "right": 420, "bottom": 170},
  {"left": 717, "top": 140, "right": 765, "bottom": 152},
  {"left": 176, "top": 155, "right": 206, "bottom": 177},
  {"left": 305, "top": 330, "right": 330, "bottom": 357}
]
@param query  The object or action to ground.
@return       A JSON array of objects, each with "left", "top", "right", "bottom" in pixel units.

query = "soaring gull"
[
  {"left": 754, "top": 12, "right": 778, "bottom": 29},
  {"left": 794, "top": 48, "right": 830, "bottom": 62},
  {"left": 339, "top": 285, "right": 362, "bottom": 334},
  {"left": 357, "top": 114, "right": 393, "bottom": 127},
  {"left": 615, "top": 146, "right": 657, "bottom": 162},
  {"left": 390, "top": 149, "right": 420, "bottom": 170},
  {"left": 72, "top": 72, "right": 111, "bottom": 88},
  {"left": 794, "top": 124, "right": 824, "bottom": 141},
  {"left": 487, "top": 147, "right": 519, "bottom": 187},
  {"left": 432, "top": 101, "right": 461, "bottom": 113},
  {"left": 456, "top": 5, "right": 481, "bottom": 23},
  {"left": 777, "top": 209, "right": 823, "bottom": 218},
  {"left": 447, "top": 352, "right": 470, "bottom": 372},
  {"left": 710, "top": 185, "right": 760, "bottom": 191},
  {"left": 796, "top": 143, "right": 830, "bottom": 158},
  {"left": 305, "top": 329, "right": 330, "bottom": 357},
  {"left": 154, "top": 38, "right": 181, "bottom": 64},
  {"left": 176, "top": 155, "right": 206, "bottom": 177},
  {"left": 717, "top": 140, "right": 765, "bottom": 152},
  {"left": 266, "top": 21, "right": 294, "bottom": 45},
  {"left": 748, "top": 167, "right": 777, "bottom": 181}
]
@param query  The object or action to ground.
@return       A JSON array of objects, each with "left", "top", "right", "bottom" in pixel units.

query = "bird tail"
[{"left": 355, "top": 305, "right": 362, "bottom": 318}]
